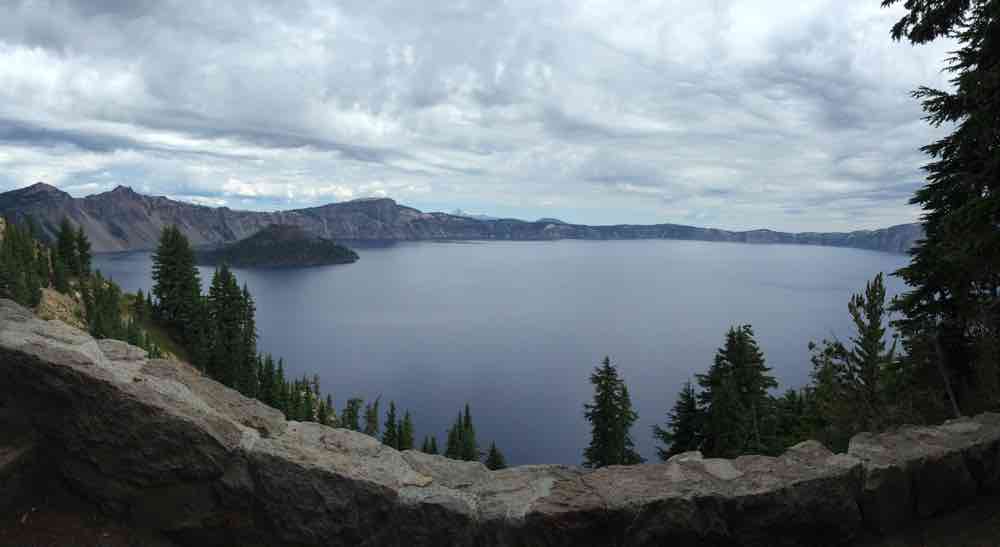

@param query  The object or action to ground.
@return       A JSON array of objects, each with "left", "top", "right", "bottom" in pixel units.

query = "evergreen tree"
[
  {"left": 697, "top": 326, "right": 777, "bottom": 458},
  {"left": 809, "top": 274, "right": 900, "bottom": 450},
  {"left": 421, "top": 435, "right": 439, "bottom": 454},
  {"left": 653, "top": 381, "right": 703, "bottom": 460},
  {"left": 301, "top": 377, "right": 316, "bottom": 422},
  {"left": 342, "top": 398, "right": 363, "bottom": 431},
  {"left": 0, "top": 218, "right": 45, "bottom": 307},
  {"left": 885, "top": 0, "right": 1000, "bottom": 417},
  {"left": 484, "top": 442, "right": 507, "bottom": 470},
  {"left": 207, "top": 264, "right": 244, "bottom": 387},
  {"left": 258, "top": 354, "right": 275, "bottom": 406},
  {"left": 445, "top": 413, "right": 463, "bottom": 459},
  {"left": 274, "top": 359, "right": 288, "bottom": 414},
  {"left": 318, "top": 394, "right": 330, "bottom": 426},
  {"left": 56, "top": 218, "right": 79, "bottom": 276},
  {"left": 399, "top": 411, "right": 415, "bottom": 451},
  {"left": 51, "top": 250, "right": 69, "bottom": 293},
  {"left": 86, "top": 271, "right": 125, "bottom": 340},
  {"left": 460, "top": 403, "right": 478, "bottom": 461},
  {"left": 382, "top": 401, "right": 399, "bottom": 449},
  {"left": 151, "top": 226, "right": 202, "bottom": 348},
  {"left": 364, "top": 397, "right": 381, "bottom": 436},
  {"left": 132, "top": 289, "right": 147, "bottom": 321},
  {"left": 239, "top": 285, "right": 259, "bottom": 397},
  {"left": 75, "top": 226, "right": 91, "bottom": 276},
  {"left": 583, "top": 356, "right": 643, "bottom": 468}
]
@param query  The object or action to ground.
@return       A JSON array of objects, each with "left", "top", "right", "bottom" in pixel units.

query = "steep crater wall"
[{"left": 0, "top": 298, "right": 997, "bottom": 546}]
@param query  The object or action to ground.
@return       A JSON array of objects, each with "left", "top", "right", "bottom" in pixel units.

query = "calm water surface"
[{"left": 93, "top": 240, "right": 908, "bottom": 465}]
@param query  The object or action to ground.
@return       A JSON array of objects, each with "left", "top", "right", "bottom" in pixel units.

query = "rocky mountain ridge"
[{"left": 0, "top": 182, "right": 922, "bottom": 254}]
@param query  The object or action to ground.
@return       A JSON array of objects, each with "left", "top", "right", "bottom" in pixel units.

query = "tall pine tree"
[
  {"left": 75, "top": 226, "right": 91, "bottom": 276},
  {"left": 382, "top": 401, "right": 399, "bottom": 449},
  {"left": 151, "top": 226, "right": 202, "bottom": 349},
  {"left": 885, "top": 0, "right": 1000, "bottom": 416},
  {"left": 653, "top": 381, "right": 703, "bottom": 460},
  {"left": 484, "top": 442, "right": 507, "bottom": 470},
  {"left": 697, "top": 326, "right": 777, "bottom": 458},
  {"left": 399, "top": 411, "right": 415, "bottom": 451},
  {"left": 583, "top": 356, "right": 643, "bottom": 468}
]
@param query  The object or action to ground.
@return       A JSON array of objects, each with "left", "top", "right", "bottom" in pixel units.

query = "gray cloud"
[{"left": 0, "top": 0, "right": 954, "bottom": 230}]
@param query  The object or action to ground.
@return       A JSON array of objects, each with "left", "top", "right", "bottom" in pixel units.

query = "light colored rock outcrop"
[
  {"left": 34, "top": 287, "right": 87, "bottom": 330},
  {"left": 1, "top": 298, "right": 997, "bottom": 546}
]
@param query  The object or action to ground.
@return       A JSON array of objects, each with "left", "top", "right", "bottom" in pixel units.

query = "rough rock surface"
[
  {"left": 849, "top": 414, "right": 1000, "bottom": 534},
  {"left": 34, "top": 287, "right": 87, "bottom": 330},
  {"left": 0, "top": 298, "right": 997, "bottom": 546}
]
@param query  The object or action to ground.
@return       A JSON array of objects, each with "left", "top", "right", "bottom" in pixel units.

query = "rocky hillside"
[
  {"left": 3, "top": 299, "right": 1000, "bottom": 546},
  {"left": 0, "top": 182, "right": 923, "bottom": 254}
]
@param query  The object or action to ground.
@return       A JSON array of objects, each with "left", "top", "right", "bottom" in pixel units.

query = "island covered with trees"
[{"left": 195, "top": 223, "right": 359, "bottom": 268}]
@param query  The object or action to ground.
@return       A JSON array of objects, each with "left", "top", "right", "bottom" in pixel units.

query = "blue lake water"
[{"left": 93, "top": 240, "right": 908, "bottom": 465}]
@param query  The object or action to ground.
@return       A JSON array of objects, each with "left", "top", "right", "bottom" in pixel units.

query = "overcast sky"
[{"left": 0, "top": 0, "right": 953, "bottom": 231}]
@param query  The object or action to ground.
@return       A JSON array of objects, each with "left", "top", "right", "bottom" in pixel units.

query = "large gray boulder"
[{"left": 0, "top": 298, "right": 994, "bottom": 546}]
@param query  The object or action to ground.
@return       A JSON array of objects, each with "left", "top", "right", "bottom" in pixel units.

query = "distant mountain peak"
[
  {"left": 22, "top": 182, "right": 67, "bottom": 195},
  {"left": 349, "top": 196, "right": 395, "bottom": 204},
  {"left": 110, "top": 185, "right": 136, "bottom": 194}
]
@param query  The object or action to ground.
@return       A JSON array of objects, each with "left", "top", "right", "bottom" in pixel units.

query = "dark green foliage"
[
  {"left": 75, "top": 226, "right": 91, "bottom": 276},
  {"left": 444, "top": 404, "right": 480, "bottom": 461},
  {"left": 808, "top": 274, "right": 906, "bottom": 450},
  {"left": 240, "top": 285, "right": 259, "bottom": 397},
  {"left": 57, "top": 218, "right": 79, "bottom": 276},
  {"left": 152, "top": 226, "right": 203, "bottom": 349},
  {"left": 884, "top": 0, "right": 1000, "bottom": 416},
  {"left": 484, "top": 442, "right": 507, "bottom": 470},
  {"left": 382, "top": 401, "right": 399, "bottom": 449},
  {"left": 399, "top": 411, "right": 414, "bottom": 451},
  {"left": 583, "top": 357, "right": 643, "bottom": 468},
  {"left": 697, "top": 326, "right": 777, "bottom": 458},
  {"left": 204, "top": 267, "right": 261, "bottom": 397},
  {"left": 771, "top": 389, "right": 817, "bottom": 451},
  {"left": 653, "top": 381, "right": 702, "bottom": 460},
  {"left": 0, "top": 217, "right": 45, "bottom": 308},
  {"left": 364, "top": 397, "right": 381, "bottom": 436},
  {"left": 51, "top": 251, "right": 69, "bottom": 293},
  {"left": 445, "top": 414, "right": 462, "bottom": 459},
  {"left": 461, "top": 404, "right": 477, "bottom": 461},
  {"left": 84, "top": 271, "right": 126, "bottom": 340},
  {"left": 421, "top": 435, "right": 439, "bottom": 454},
  {"left": 195, "top": 224, "right": 359, "bottom": 268},
  {"left": 342, "top": 398, "right": 363, "bottom": 431},
  {"left": 207, "top": 264, "right": 244, "bottom": 386}
]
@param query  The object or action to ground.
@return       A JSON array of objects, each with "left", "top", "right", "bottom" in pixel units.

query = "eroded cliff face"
[
  {"left": 0, "top": 183, "right": 922, "bottom": 254},
  {"left": 1, "top": 299, "right": 997, "bottom": 547}
]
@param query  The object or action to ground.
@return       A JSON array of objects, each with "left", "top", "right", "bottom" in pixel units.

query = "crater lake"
[{"left": 93, "top": 239, "right": 908, "bottom": 465}]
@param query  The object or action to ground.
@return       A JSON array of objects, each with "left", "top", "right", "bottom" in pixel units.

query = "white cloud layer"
[{"left": 0, "top": 0, "right": 953, "bottom": 230}]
